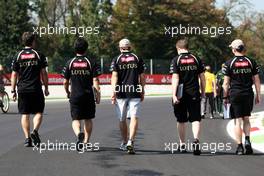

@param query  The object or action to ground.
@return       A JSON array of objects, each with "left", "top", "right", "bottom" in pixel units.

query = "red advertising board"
[
  {"left": 48, "top": 74, "right": 172, "bottom": 85},
  {"left": 48, "top": 73, "right": 64, "bottom": 85},
  {"left": 98, "top": 74, "right": 172, "bottom": 84}
]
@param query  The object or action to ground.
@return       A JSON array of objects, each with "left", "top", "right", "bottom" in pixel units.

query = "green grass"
[{"left": 252, "top": 135, "right": 264, "bottom": 144}]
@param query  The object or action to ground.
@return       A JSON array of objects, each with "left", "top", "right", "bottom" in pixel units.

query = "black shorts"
[
  {"left": 173, "top": 94, "right": 201, "bottom": 123},
  {"left": 230, "top": 94, "right": 254, "bottom": 119},
  {"left": 18, "top": 92, "right": 45, "bottom": 114},
  {"left": 70, "top": 96, "right": 95, "bottom": 120}
]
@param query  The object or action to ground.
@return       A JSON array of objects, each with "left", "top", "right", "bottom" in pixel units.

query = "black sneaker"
[
  {"left": 245, "top": 140, "right": 253, "bottom": 155},
  {"left": 235, "top": 144, "right": 244, "bottom": 155},
  {"left": 24, "top": 138, "right": 32, "bottom": 147},
  {"left": 0, "top": 100, "right": 3, "bottom": 107},
  {"left": 31, "top": 130, "right": 41, "bottom": 147},
  {"left": 192, "top": 139, "right": 201, "bottom": 155},
  {"left": 178, "top": 144, "right": 187, "bottom": 153},
  {"left": 76, "top": 132, "right": 84, "bottom": 152}
]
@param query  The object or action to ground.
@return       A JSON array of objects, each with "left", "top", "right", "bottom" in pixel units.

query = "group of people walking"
[{"left": 6, "top": 32, "right": 261, "bottom": 155}]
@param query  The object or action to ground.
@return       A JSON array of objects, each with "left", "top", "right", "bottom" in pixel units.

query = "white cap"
[
  {"left": 119, "top": 39, "right": 131, "bottom": 52},
  {"left": 229, "top": 39, "right": 244, "bottom": 49}
]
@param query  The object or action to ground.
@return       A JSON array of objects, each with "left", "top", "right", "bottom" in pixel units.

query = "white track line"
[{"left": 226, "top": 111, "right": 264, "bottom": 153}]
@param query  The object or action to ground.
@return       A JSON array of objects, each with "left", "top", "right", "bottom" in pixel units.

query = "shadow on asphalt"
[
  {"left": 95, "top": 148, "right": 264, "bottom": 156},
  {"left": 123, "top": 169, "right": 165, "bottom": 176},
  {"left": 1, "top": 112, "right": 19, "bottom": 115},
  {"left": 1, "top": 112, "right": 48, "bottom": 115}
]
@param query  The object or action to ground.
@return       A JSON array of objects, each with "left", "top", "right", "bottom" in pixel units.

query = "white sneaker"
[
  {"left": 119, "top": 142, "right": 127, "bottom": 151},
  {"left": 126, "top": 140, "right": 135, "bottom": 154}
]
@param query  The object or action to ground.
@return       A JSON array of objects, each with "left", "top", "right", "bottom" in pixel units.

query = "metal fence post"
[
  {"left": 101, "top": 58, "right": 104, "bottom": 74},
  {"left": 150, "top": 59, "right": 153, "bottom": 75}
]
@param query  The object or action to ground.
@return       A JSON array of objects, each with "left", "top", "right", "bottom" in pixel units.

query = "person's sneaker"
[
  {"left": 76, "top": 132, "right": 84, "bottom": 152},
  {"left": 235, "top": 144, "right": 244, "bottom": 155},
  {"left": 126, "top": 140, "right": 135, "bottom": 154},
  {"left": 119, "top": 142, "right": 127, "bottom": 151},
  {"left": 24, "top": 138, "right": 32, "bottom": 147},
  {"left": 178, "top": 144, "right": 187, "bottom": 153},
  {"left": 31, "top": 130, "right": 41, "bottom": 147},
  {"left": 0, "top": 100, "right": 3, "bottom": 107},
  {"left": 245, "top": 140, "right": 253, "bottom": 155},
  {"left": 192, "top": 139, "right": 201, "bottom": 155}
]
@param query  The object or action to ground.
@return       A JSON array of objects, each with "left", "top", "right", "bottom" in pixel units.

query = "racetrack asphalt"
[{"left": 0, "top": 97, "right": 263, "bottom": 176}]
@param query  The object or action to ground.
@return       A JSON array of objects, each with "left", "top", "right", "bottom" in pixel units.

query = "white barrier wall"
[
  {"left": 4, "top": 85, "right": 264, "bottom": 99},
  {"left": 4, "top": 85, "right": 172, "bottom": 99}
]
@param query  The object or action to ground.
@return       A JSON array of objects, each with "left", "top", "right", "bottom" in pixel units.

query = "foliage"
[{"left": 0, "top": 0, "right": 263, "bottom": 74}]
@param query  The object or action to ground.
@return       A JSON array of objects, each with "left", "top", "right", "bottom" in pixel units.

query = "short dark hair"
[
  {"left": 74, "top": 37, "right": 88, "bottom": 54},
  {"left": 176, "top": 38, "right": 189, "bottom": 49},
  {"left": 235, "top": 45, "right": 245, "bottom": 53},
  {"left": 22, "top": 32, "right": 36, "bottom": 46}
]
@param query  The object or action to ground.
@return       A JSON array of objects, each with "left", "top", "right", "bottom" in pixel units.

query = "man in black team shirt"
[
  {"left": 11, "top": 32, "right": 49, "bottom": 147},
  {"left": 110, "top": 39, "right": 146, "bottom": 154},
  {"left": 62, "top": 38, "right": 101, "bottom": 151},
  {"left": 170, "top": 38, "right": 205, "bottom": 155},
  {"left": 222, "top": 39, "right": 261, "bottom": 155}
]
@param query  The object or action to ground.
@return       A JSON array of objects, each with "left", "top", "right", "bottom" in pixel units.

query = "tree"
[
  {"left": 0, "top": 0, "right": 32, "bottom": 70},
  {"left": 222, "top": 0, "right": 264, "bottom": 67},
  {"left": 32, "top": 0, "right": 114, "bottom": 73},
  {"left": 79, "top": 0, "right": 114, "bottom": 59},
  {"left": 112, "top": 0, "right": 234, "bottom": 72},
  {"left": 112, "top": 0, "right": 176, "bottom": 69},
  {"left": 32, "top": 0, "right": 74, "bottom": 73},
  {"left": 236, "top": 13, "right": 264, "bottom": 65}
]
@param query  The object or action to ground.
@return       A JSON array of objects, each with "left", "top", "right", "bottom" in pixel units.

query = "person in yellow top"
[{"left": 201, "top": 65, "right": 217, "bottom": 118}]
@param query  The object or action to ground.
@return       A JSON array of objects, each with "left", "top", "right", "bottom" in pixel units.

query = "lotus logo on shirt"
[
  {"left": 71, "top": 62, "right": 90, "bottom": 75},
  {"left": 118, "top": 63, "right": 138, "bottom": 70},
  {"left": 179, "top": 57, "right": 197, "bottom": 71},
  {"left": 71, "top": 69, "right": 91, "bottom": 75},
  {"left": 233, "top": 61, "right": 252, "bottom": 74},
  {"left": 179, "top": 65, "right": 198, "bottom": 71},
  {"left": 118, "top": 56, "right": 138, "bottom": 70},
  {"left": 18, "top": 52, "right": 38, "bottom": 67}
]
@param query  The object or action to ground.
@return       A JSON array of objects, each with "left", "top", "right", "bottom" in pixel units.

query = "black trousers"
[{"left": 201, "top": 93, "right": 215, "bottom": 117}]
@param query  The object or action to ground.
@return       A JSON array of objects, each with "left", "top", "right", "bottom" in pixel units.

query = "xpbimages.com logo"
[
  {"left": 32, "top": 140, "right": 100, "bottom": 154},
  {"left": 164, "top": 140, "right": 232, "bottom": 154},
  {"left": 114, "top": 85, "right": 143, "bottom": 93},
  {"left": 33, "top": 24, "right": 100, "bottom": 37},
  {"left": 164, "top": 24, "right": 232, "bottom": 38}
]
